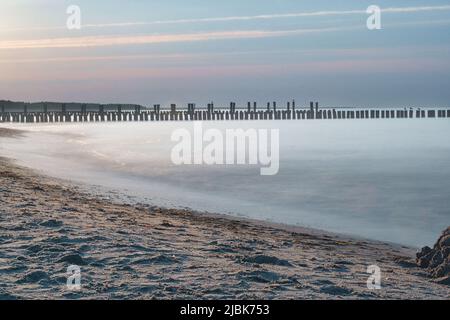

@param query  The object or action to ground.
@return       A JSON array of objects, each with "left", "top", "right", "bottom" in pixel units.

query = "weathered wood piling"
[{"left": 0, "top": 101, "right": 449, "bottom": 123}]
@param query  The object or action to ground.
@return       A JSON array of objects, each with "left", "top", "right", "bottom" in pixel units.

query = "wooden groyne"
[{"left": 1, "top": 101, "right": 449, "bottom": 123}]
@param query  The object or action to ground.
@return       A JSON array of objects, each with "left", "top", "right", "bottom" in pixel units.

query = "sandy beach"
[{"left": 0, "top": 127, "right": 449, "bottom": 299}]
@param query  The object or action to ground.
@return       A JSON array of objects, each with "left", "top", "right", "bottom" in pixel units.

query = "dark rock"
[
  {"left": 416, "top": 227, "right": 450, "bottom": 285},
  {"left": 416, "top": 246, "right": 432, "bottom": 268},
  {"left": 431, "top": 262, "right": 449, "bottom": 278},
  {"left": 440, "top": 234, "right": 450, "bottom": 247}
]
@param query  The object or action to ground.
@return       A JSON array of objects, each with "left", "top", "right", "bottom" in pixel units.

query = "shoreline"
[
  {"left": 1, "top": 127, "right": 449, "bottom": 299},
  {"left": 0, "top": 127, "right": 416, "bottom": 251},
  {"left": 47, "top": 172, "right": 417, "bottom": 253}
]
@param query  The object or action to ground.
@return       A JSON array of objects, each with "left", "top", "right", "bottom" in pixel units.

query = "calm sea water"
[{"left": 1, "top": 119, "right": 449, "bottom": 247}]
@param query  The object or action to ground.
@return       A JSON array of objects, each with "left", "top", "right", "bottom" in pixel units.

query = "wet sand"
[{"left": 0, "top": 127, "right": 449, "bottom": 299}]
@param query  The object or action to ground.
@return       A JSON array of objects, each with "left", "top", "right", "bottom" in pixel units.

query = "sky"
[{"left": 1, "top": 0, "right": 450, "bottom": 107}]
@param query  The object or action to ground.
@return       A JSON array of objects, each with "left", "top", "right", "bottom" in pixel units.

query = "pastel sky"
[{"left": 1, "top": 0, "right": 450, "bottom": 107}]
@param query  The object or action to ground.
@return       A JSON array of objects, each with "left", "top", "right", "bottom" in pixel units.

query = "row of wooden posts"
[{"left": 1, "top": 102, "right": 449, "bottom": 123}]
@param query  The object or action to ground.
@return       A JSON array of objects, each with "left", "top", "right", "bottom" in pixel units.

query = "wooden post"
[
  {"left": 292, "top": 100, "right": 296, "bottom": 119},
  {"left": 207, "top": 102, "right": 214, "bottom": 114},
  {"left": 188, "top": 103, "right": 195, "bottom": 114}
]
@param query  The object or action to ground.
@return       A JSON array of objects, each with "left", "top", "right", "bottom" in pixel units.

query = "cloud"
[
  {"left": 4, "top": 5, "right": 450, "bottom": 32},
  {"left": 382, "top": 5, "right": 450, "bottom": 14},
  {"left": 3, "top": 45, "right": 449, "bottom": 65},
  {"left": 83, "top": 5, "right": 450, "bottom": 28},
  {"left": 5, "top": 58, "right": 449, "bottom": 82},
  {"left": 0, "top": 27, "right": 347, "bottom": 49},
  {"left": 3, "top": 15, "right": 450, "bottom": 50}
]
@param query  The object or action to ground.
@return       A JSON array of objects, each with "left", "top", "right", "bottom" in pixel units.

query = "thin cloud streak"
[
  {"left": 0, "top": 27, "right": 347, "bottom": 49},
  {"left": 3, "top": 17, "right": 450, "bottom": 50},
  {"left": 84, "top": 5, "right": 450, "bottom": 28},
  {"left": 5, "top": 58, "right": 449, "bottom": 82},
  {"left": 0, "top": 53, "right": 193, "bottom": 64},
  {"left": 2, "top": 45, "right": 449, "bottom": 65},
  {"left": 4, "top": 5, "right": 450, "bottom": 32}
]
